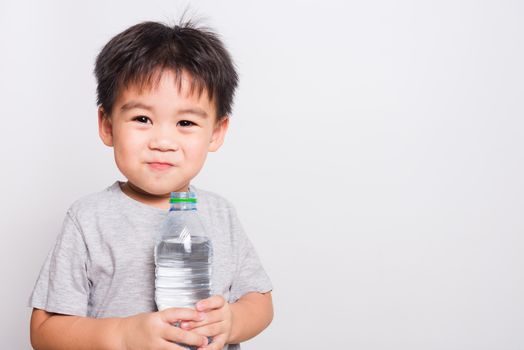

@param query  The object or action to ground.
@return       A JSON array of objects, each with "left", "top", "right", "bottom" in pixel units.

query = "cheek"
[
  {"left": 113, "top": 131, "right": 147, "bottom": 165},
  {"left": 185, "top": 137, "right": 211, "bottom": 159}
]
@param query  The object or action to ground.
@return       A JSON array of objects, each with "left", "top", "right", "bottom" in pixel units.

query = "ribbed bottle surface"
[{"left": 154, "top": 192, "right": 213, "bottom": 311}]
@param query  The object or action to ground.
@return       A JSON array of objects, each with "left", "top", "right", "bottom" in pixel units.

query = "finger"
[
  {"left": 163, "top": 325, "right": 208, "bottom": 348},
  {"left": 198, "top": 333, "right": 227, "bottom": 350},
  {"left": 161, "top": 307, "right": 205, "bottom": 324},
  {"left": 188, "top": 321, "right": 224, "bottom": 338},
  {"left": 180, "top": 310, "right": 222, "bottom": 330},
  {"left": 196, "top": 295, "right": 225, "bottom": 312}
]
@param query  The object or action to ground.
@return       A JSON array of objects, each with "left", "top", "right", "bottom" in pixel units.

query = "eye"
[
  {"left": 178, "top": 120, "right": 195, "bottom": 127},
  {"left": 133, "top": 116, "right": 152, "bottom": 124}
]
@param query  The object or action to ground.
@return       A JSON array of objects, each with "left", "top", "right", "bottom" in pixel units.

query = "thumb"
[{"left": 160, "top": 307, "right": 205, "bottom": 324}]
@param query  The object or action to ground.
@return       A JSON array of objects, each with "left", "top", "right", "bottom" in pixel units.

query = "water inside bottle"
[{"left": 154, "top": 236, "right": 212, "bottom": 310}]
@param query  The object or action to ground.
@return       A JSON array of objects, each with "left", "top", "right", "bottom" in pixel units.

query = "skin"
[
  {"left": 30, "top": 69, "right": 273, "bottom": 350},
  {"left": 101, "top": 69, "right": 228, "bottom": 209}
]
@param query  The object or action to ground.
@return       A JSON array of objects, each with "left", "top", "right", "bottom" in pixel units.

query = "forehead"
[{"left": 114, "top": 69, "right": 217, "bottom": 116}]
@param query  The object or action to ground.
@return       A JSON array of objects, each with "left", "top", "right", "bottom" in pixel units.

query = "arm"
[
  {"left": 31, "top": 309, "right": 121, "bottom": 350},
  {"left": 228, "top": 291, "right": 273, "bottom": 343},
  {"left": 30, "top": 308, "right": 208, "bottom": 350},
  {"left": 180, "top": 291, "right": 273, "bottom": 349}
]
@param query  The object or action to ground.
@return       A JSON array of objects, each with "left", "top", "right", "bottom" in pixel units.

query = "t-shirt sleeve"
[
  {"left": 28, "top": 210, "right": 90, "bottom": 316},
  {"left": 228, "top": 205, "right": 273, "bottom": 302}
]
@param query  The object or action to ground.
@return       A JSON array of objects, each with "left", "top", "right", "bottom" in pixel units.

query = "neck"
[{"left": 119, "top": 181, "right": 189, "bottom": 210}]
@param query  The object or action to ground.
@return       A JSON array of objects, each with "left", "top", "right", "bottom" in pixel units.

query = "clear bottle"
[{"left": 154, "top": 192, "right": 213, "bottom": 312}]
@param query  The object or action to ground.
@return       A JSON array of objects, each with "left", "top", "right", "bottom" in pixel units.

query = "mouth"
[{"left": 147, "top": 162, "right": 174, "bottom": 171}]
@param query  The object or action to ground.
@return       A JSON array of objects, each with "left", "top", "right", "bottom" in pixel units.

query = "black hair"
[{"left": 94, "top": 20, "right": 238, "bottom": 119}]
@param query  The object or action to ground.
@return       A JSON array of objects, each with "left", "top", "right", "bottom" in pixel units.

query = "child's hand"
[
  {"left": 118, "top": 308, "right": 208, "bottom": 350},
  {"left": 180, "top": 295, "right": 232, "bottom": 350}
]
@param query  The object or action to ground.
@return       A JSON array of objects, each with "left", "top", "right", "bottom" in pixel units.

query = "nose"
[{"left": 148, "top": 126, "right": 179, "bottom": 152}]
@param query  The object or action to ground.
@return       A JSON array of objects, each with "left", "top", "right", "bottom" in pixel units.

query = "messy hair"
[{"left": 94, "top": 20, "right": 238, "bottom": 119}]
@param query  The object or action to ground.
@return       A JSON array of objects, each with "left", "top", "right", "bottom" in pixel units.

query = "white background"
[{"left": 1, "top": 0, "right": 523, "bottom": 349}]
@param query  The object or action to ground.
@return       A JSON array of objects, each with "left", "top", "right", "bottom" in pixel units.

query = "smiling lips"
[{"left": 148, "top": 162, "right": 174, "bottom": 171}]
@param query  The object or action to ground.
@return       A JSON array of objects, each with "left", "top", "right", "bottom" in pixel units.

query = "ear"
[
  {"left": 208, "top": 116, "right": 229, "bottom": 152},
  {"left": 98, "top": 107, "right": 114, "bottom": 147}
]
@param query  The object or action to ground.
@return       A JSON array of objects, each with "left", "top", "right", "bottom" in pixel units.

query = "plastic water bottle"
[{"left": 154, "top": 192, "right": 213, "bottom": 312}]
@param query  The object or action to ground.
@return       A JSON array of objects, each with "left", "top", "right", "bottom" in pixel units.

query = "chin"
[
  {"left": 144, "top": 181, "right": 189, "bottom": 195},
  {"left": 143, "top": 184, "right": 174, "bottom": 196},
  {"left": 123, "top": 179, "right": 168, "bottom": 197}
]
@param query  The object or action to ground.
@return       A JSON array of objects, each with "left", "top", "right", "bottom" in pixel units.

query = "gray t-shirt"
[{"left": 29, "top": 181, "right": 272, "bottom": 349}]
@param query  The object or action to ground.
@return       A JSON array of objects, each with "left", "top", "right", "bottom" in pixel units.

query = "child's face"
[{"left": 98, "top": 69, "right": 228, "bottom": 201}]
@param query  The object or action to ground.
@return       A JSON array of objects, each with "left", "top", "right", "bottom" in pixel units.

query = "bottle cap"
[{"left": 169, "top": 192, "right": 197, "bottom": 210}]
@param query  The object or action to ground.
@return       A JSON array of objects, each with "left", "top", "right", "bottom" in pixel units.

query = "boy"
[{"left": 29, "top": 20, "right": 273, "bottom": 350}]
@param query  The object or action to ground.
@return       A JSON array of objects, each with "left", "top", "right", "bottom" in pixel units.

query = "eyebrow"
[
  {"left": 177, "top": 108, "right": 209, "bottom": 118},
  {"left": 120, "top": 102, "right": 154, "bottom": 112},
  {"left": 120, "top": 102, "right": 208, "bottom": 118}
]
